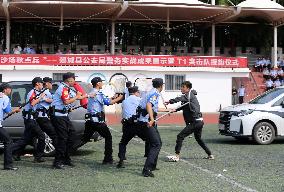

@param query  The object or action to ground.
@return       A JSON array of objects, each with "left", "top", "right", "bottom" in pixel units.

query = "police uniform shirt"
[
  {"left": 87, "top": 88, "right": 111, "bottom": 114},
  {"left": 263, "top": 68, "right": 269, "bottom": 76},
  {"left": 52, "top": 83, "right": 73, "bottom": 116},
  {"left": 24, "top": 89, "right": 38, "bottom": 112},
  {"left": 255, "top": 60, "right": 260, "bottom": 67},
  {"left": 0, "top": 92, "right": 12, "bottom": 126},
  {"left": 270, "top": 70, "right": 277, "bottom": 77},
  {"left": 124, "top": 88, "right": 130, "bottom": 99},
  {"left": 122, "top": 95, "right": 141, "bottom": 119},
  {"left": 274, "top": 80, "right": 281, "bottom": 87},
  {"left": 261, "top": 59, "right": 266, "bottom": 66},
  {"left": 35, "top": 89, "right": 53, "bottom": 117},
  {"left": 266, "top": 80, "right": 273, "bottom": 88},
  {"left": 138, "top": 88, "right": 160, "bottom": 123}
]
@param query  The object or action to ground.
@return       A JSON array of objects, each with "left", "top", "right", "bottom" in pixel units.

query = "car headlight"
[{"left": 235, "top": 109, "right": 254, "bottom": 117}]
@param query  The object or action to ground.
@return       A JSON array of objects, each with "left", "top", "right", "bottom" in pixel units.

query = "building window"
[
  {"left": 52, "top": 73, "right": 76, "bottom": 81},
  {"left": 165, "top": 74, "right": 185, "bottom": 91},
  {"left": 0, "top": 74, "right": 2, "bottom": 83}
]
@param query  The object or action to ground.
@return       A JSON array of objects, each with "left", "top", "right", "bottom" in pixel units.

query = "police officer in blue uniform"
[
  {"left": 12, "top": 77, "right": 46, "bottom": 163},
  {"left": 35, "top": 77, "right": 57, "bottom": 156},
  {"left": 83, "top": 77, "right": 123, "bottom": 164},
  {"left": 138, "top": 78, "right": 171, "bottom": 177},
  {"left": 51, "top": 72, "right": 86, "bottom": 169},
  {"left": 0, "top": 83, "right": 21, "bottom": 170},
  {"left": 117, "top": 86, "right": 148, "bottom": 168},
  {"left": 124, "top": 81, "right": 132, "bottom": 99}
]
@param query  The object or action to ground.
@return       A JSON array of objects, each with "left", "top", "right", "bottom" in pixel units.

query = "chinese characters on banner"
[{"left": 0, "top": 55, "right": 248, "bottom": 68}]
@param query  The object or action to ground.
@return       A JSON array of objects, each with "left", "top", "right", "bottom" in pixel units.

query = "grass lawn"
[{"left": 0, "top": 124, "right": 283, "bottom": 192}]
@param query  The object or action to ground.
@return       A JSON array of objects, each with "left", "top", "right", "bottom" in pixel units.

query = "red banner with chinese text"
[{"left": 0, "top": 55, "right": 247, "bottom": 68}]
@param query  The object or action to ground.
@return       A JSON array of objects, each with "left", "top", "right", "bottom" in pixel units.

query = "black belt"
[
  {"left": 36, "top": 108, "right": 48, "bottom": 116},
  {"left": 55, "top": 108, "right": 67, "bottom": 114},
  {"left": 85, "top": 112, "right": 105, "bottom": 122},
  {"left": 22, "top": 110, "right": 38, "bottom": 119}
]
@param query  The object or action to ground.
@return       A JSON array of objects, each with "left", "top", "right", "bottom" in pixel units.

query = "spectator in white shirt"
[
  {"left": 262, "top": 67, "right": 270, "bottom": 80},
  {"left": 266, "top": 58, "right": 271, "bottom": 70},
  {"left": 255, "top": 58, "right": 261, "bottom": 72},
  {"left": 238, "top": 85, "right": 246, "bottom": 104},
  {"left": 277, "top": 68, "right": 283, "bottom": 79},
  {"left": 274, "top": 78, "right": 281, "bottom": 88},
  {"left": 265, "top": 78, "right": 274, "bottom": 91},
  {"left": 56, "top": 49, "right": 62, "bottom": 55},
  {"left": 13, "top": 46, "right": 21, "bottom": 54},
  {"left": 3, "top": 48, "right": 9, "bottom": 54},
  {"left": 270, "top": 68, "right": 278, "bottom": 80}
]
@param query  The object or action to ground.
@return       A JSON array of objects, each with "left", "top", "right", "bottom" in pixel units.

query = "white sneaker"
[{"left": 167, "top": 155, "right": 180, "bottom": 162}]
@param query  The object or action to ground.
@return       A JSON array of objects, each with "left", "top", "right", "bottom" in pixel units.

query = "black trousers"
[
  {"left": 84, "top": 120, "right": 113, "bottom": 161},
  {"left": 141, "top": 122, "right": 162, "bottom": 171},
  {"left": 12, "top": 119, "right": 45, "bottom": 159},
  {"left": 239, "top": 96, "right": 244, "bottom": 104},
  {"left": 51, "top": 116, "right": 75, "bottom": 165},
  {"left": 0, "top": 127, "right": 13, "bottom": 168},
  {"left": 175, "top": 120, "right": 212, "bottom": 156},
  {"left": 37, "top": 117, "right": 58, "bottom": 150},
  {"left": 118, "top": 121, "right": 147, "bottom": 160}
]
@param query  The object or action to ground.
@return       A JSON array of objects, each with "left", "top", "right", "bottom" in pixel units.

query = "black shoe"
[
  {"left": 102, "top": 159, "right": 114, "bottom": 165},
  {"left": 3, "top": 166, "right": 18, "bottom": 171},
  {"left": 34, "top": 158, "right": 45, "bottom": 163},
  {"left": 142, "top": 169, "right": 154, "bottom": 177},
  {"left": 144, "top": 154, "right": 148, "bottom": 158},
  {"left": 13, "top": 155, "right": 21, "bottom": 161},
  {"left": 116, "top": 161, "right": 125, "bottom": 168},
  {"left": 64, "top": 161, "right": 75, "bottom": 167},
  {"left": 53, "top": 163, "right": 65, "bottom": 169}
]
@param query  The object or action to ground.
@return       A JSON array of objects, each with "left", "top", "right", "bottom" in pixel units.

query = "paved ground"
[{"left": 0, "top": 124, "right": 283, "bottom": 192}]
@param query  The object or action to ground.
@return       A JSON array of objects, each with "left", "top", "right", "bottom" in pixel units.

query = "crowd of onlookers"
[{"left": 254, "top": 57, "right": 284, "bottom": 90}]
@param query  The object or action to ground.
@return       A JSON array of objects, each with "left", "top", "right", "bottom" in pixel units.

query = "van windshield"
[{"left": 249, "top": 88, "right": 284, "bottom": 104}]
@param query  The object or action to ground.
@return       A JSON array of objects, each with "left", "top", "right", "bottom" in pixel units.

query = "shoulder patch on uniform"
[
  {"left": 150, "top": 95, "right": 157, "bottom": 102},
  {"left": 63, "top": 90, "right": 69, "bottom": 96}
]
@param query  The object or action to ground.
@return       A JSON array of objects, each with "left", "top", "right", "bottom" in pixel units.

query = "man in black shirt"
[
  {"left": 166, "top": 81, "right": 214, "bottom": 162},
  {"left": 232, "top": 86, "right": 238, "bottom": 105}
]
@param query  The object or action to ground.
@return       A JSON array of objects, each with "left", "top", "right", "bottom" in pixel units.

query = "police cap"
[
  {"left": 32, "top": 77, "right": 43, "bottom": 86},
  {"left": 91, "top": 77, "right": 104, "bottom": 86},
  {"left": 128, "top": 86, "right": 139, "bottom": 94},
  {"left": 126, "top": 81, "right": 132, "bottom": 88},
  {"left": 0, "top": 83, "right": 12, "bottom": 92},
  {"left": 43, "top": 77, "right": 53, "bottom": 83},
  {"left": 63, "top": 72, "right": 76, "bottom": 81},
  {"left": 152, "top": 78, "right": 164, "bottom": 88}
]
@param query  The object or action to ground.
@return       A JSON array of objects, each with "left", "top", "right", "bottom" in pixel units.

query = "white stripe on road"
[{"left": 109, "top": 127, "right": 258, "bottom": 192}]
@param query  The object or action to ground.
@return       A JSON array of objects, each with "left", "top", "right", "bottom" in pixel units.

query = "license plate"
[{"left": 218, "top": 124, "right": 225, "bottom": 130}]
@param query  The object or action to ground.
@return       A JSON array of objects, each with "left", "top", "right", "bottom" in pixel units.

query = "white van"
[{"left": 219, "top": 87, "right": 284, "bottom": 144}]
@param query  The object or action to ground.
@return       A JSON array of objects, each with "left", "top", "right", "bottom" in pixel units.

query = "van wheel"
[{"left": 253, "top": 122, "right": 275, "bottom": 145}]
